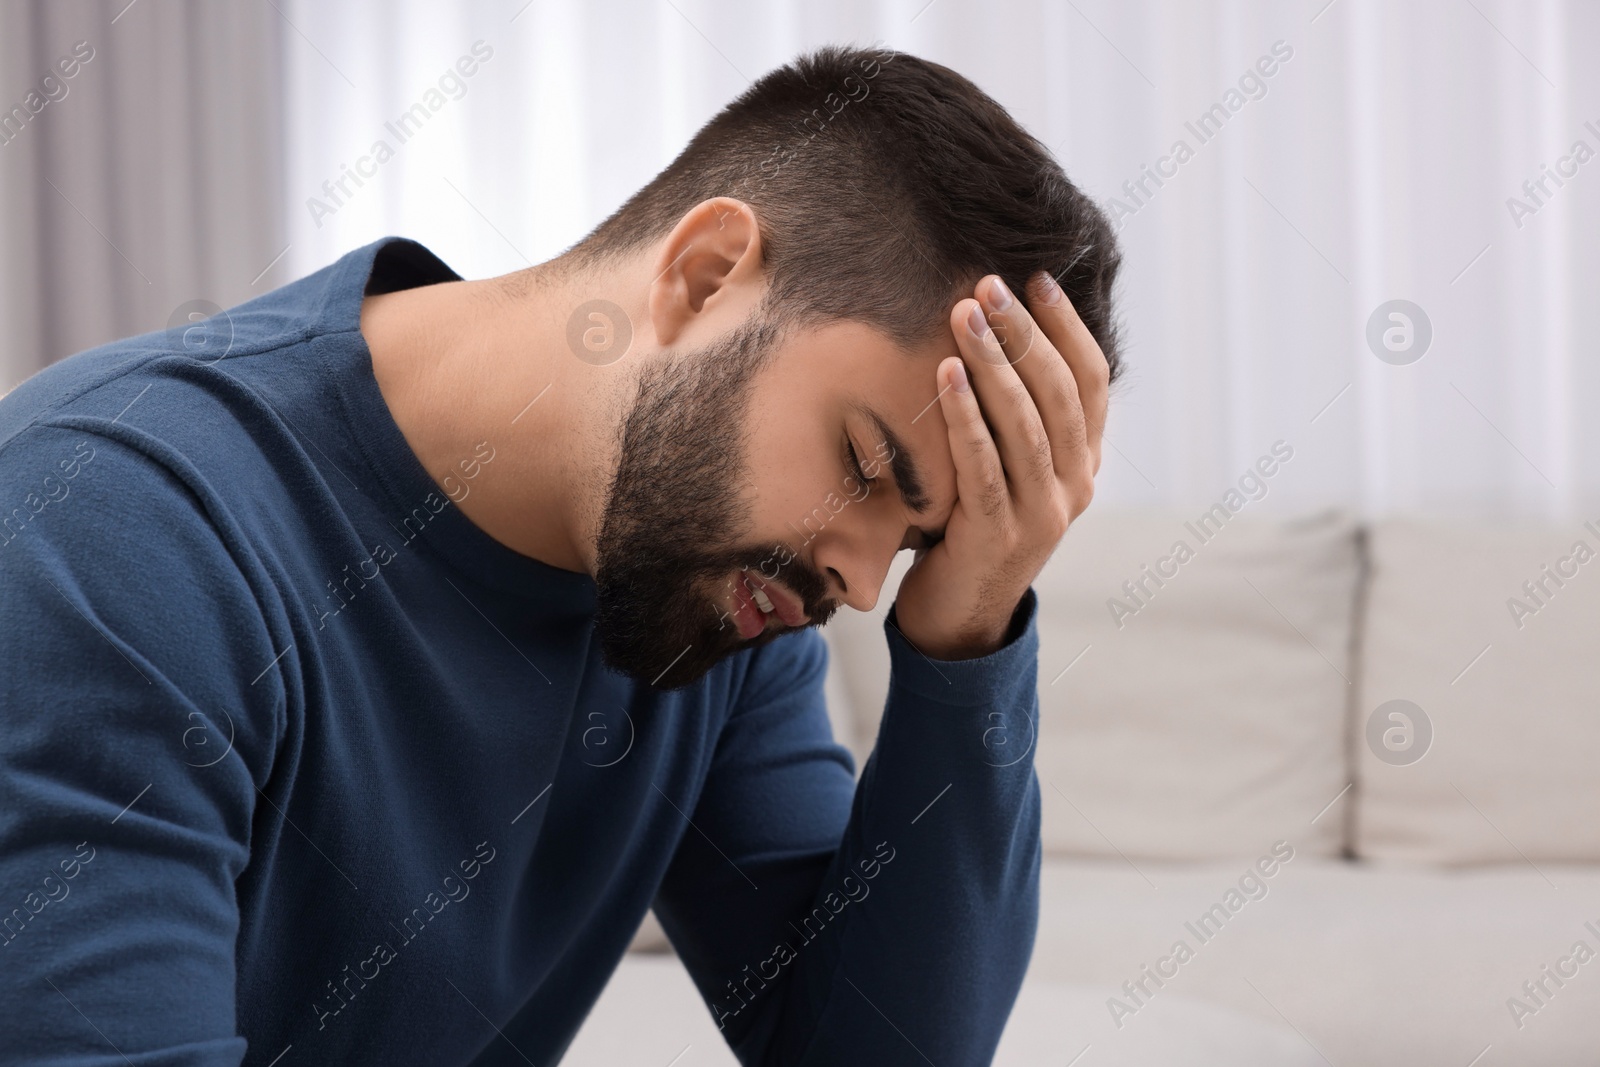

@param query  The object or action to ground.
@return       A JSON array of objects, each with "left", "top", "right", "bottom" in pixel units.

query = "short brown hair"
[{"left": 569, "top": 45, "right": 1123, "bottom": 380}]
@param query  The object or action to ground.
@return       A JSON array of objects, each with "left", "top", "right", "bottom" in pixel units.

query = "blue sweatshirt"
[{"left": 0, "top": 238, "right": 1041, "bottom": 1066}]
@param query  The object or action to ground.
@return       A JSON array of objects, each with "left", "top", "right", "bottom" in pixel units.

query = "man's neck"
[{"left": 358, "top": 265, "right": 636, "bottom": 577}]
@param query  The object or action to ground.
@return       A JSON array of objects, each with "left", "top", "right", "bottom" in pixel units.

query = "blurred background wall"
[
  {"left": 0, "top": 1, "right": 284, "bottom": 385},
  {"left": 1, "top": 0, "right": 1595, "bottom": 519}
]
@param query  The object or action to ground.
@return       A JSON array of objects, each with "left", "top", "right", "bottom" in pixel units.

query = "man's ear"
[{"left": 648, "top": 197, "right": 764, "bottom": 346}]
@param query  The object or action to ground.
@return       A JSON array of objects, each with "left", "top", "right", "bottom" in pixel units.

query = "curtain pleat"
[
  {"left": 0, "top": 0, "right": 285, "bottom": 387},
  {"left": 4, "top": 0, "right": 1593, "bottom": 518}
]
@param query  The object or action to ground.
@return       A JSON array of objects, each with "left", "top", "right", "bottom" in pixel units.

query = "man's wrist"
[
  {"left": 921, "top": 623, "right": 1010, "bottom": 661},
  {"left": 893, "top": 593, "right": 1029, "bottom": 662},
  {"left": 881, "top": 588, "right": 1040, "bottom": 708}
]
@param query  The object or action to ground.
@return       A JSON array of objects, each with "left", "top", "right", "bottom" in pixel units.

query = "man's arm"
[
  {"left": 0, "top": 422, "right": 284, "bottom": 1065},
  {"left": 651, "top": 607, "right": 1041, "bottom": 1066},
  {"left": 653, "top": 272, "right": 1106, "bottom": 1064}
]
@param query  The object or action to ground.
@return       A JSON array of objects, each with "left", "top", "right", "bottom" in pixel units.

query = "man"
[{"left": 0, "top": 45, "right": 1119, "bottom": 1066}]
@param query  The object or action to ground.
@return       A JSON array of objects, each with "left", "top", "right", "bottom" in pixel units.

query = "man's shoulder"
[
  {"left": 0, "top": 260, "right": 355, "bottom": 449},
  {"left": 0, "top": 275, "right": 346, "bottom": 607}
]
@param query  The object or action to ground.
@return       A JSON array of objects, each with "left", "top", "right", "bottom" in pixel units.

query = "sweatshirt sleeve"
[
  {"left": 652, "top": 588, "right": 1042, "bottom": 1067},
  {"left": 0, "top": 422, "right": 286, "bottom": 1066}
]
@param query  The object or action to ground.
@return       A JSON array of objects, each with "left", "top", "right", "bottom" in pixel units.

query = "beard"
[{"left": 593, "top": 316, "right": 835, "bottom": 690}]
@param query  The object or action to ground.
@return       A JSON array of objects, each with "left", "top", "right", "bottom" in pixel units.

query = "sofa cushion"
[
  {"left": 1358, "top": 518, "right": 1600, "bottom": 863},
  {"left": 1030, "top": 856, "right": 1600, "bottom": 1067},
  {"left": 593, "top": 857, "right": 1600, "bottom": 1067},
  {"left": 823, "top": 509, "right": 1361, "bottom": 860},
  {"left": 568, "top": 947, "right": 1323, "bottom": 1066}
]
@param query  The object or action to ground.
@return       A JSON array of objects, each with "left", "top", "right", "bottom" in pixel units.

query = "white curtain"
[
  {"left": 0, "top": 0, "right": 286, "bottom": 387},
  {"left": 13, "top": 0, "right": 1589, "bottom": 521}
]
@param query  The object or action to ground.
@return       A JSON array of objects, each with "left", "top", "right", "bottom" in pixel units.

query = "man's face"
[{"left": 593, "top": 315, "right": 960, "bottom": 690}]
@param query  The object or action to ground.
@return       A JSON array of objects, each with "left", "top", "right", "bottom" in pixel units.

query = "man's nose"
[
  {"left": 824, "top": 566, "right": 882, "bottom": 613},
  {"left": 818, "top": 534, "right": 899, "bottom": 614}
]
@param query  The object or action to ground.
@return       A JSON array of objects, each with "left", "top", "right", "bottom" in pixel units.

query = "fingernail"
[
  {"left": 985, "top": 276, "right": 1013, "bottom": 311},
  {"left": 966, "top": 303, "right": 990, "bottom": 339},
  {"left": 952, "top": 359, "right": 970, "bottom": 393},
  {"left": 1034, "top": 271, "right": 1063, "bottom": 305}
]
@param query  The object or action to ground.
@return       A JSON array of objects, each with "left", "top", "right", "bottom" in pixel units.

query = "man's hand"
[{"left": 892, "top": 271, "right": 1109, "bottom": 660}]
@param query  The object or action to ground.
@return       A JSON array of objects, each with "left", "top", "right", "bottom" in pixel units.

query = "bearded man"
[{"left": 0, "top": 45, "right": 1119, "bottom": 1066}]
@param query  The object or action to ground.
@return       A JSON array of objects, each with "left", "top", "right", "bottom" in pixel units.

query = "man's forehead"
[{"left": 778, "top": 315, "right": 952, "bottom": 517}]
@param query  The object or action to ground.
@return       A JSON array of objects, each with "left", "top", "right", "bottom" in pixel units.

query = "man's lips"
[
  {"left": 747, "top": 573, "right": 808, "bottom": 627},
  {"left": 725, "top": 571, "right": 809, "bottom": 638}
]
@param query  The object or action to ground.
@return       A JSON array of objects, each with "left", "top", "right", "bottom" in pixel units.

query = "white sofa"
[{"left": 568, "top": 510, "right": 1600, "bottom": 1065}]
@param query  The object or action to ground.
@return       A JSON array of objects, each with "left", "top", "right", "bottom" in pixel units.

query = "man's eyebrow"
[{"left": 856, "top": 404, "right": 930, "bottom": 514}]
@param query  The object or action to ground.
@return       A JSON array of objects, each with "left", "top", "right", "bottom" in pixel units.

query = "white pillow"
[
  {"left": 824, "top": 510, "right": 1360, "bottom": 861},
  {"left": 1358, "top": 518, "right": 1600, "bottom": 864}
]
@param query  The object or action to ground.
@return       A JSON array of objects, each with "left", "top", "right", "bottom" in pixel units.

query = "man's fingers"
[
  {"left": 934, "top": 355, "right": 1007, "bottom": 520},
  {"left": 1024, "top": 271, "right": 1110, "bottom": 476},
  {"left": 950, "top": 297, "right": 1053, "bottom": 490},
  {"left": 977, "top": 275, "right": 1090, "bottom": 483}
]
